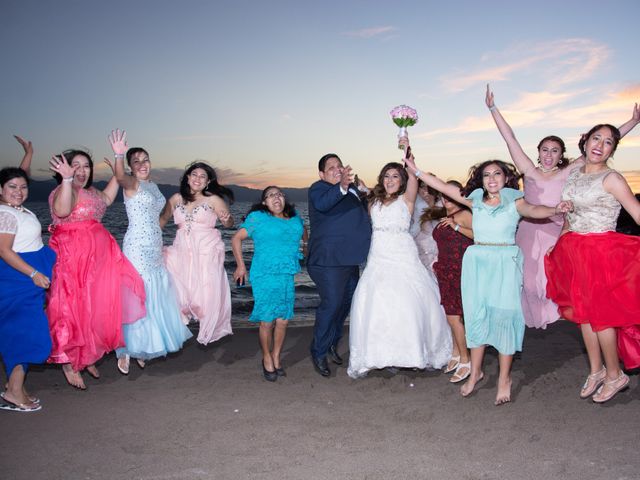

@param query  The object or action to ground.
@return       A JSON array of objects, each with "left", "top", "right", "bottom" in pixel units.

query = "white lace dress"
[{"left": 347, "top": 196, "right": 452, "bottom": 378}]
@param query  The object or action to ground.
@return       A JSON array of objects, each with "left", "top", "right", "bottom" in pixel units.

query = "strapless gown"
[
  {"left": 164, "top": 202, "right": 232, "bottom": 345},
  {"left": 348, "top": 196, "right": 451, "bottom": 378}
]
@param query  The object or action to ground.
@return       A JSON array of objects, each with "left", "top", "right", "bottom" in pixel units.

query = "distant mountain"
[{"left": 25, "top": 179, "right": 309, "bottom": 203}]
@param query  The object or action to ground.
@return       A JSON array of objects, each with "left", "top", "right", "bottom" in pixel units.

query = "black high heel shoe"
[
  {"left": 262, "top": 361, "right": 277, "bottom": 382},
  {"left": 275, "top": 366, "right": 286, "bottom": 377}
]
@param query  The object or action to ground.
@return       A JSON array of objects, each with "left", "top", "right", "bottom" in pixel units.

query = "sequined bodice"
[
  {"left": 563, "top": 168, "right": 621, "bottom": 233},
  {"left": 173, "top": 202, "right": 220, "bottom": 236},
  {"left": 123, "top": 181, "right": 165, "bottom": 257},
  {"left": 49, "top": 187, "right": 106, "bottom": 225}
]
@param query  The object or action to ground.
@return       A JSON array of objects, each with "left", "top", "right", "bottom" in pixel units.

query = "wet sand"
[{"left": 1, "top": 321, "right": 639, "bottom": 480}]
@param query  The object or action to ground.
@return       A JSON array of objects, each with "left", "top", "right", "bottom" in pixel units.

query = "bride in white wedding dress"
[{"left": 347, "top": 162, "right": 452, "bottom": 379}]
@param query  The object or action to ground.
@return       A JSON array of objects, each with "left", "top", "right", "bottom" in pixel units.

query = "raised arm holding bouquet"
[{"left": 390, "top": 105, "right": 418, "bottom": 150}]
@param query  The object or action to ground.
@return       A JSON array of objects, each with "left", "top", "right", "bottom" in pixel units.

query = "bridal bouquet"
[{"left": 390, "top": 105, "right": 418, "bottom": 149}]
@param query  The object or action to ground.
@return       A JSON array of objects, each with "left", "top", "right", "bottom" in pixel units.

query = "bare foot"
[
  {"left": 460, "top": 372, "right": 484, "bottom": 397},
  {"left": 62, "top": 364, "right": 86, "bottom": 390},
  {"left": 495, "top": 376, "right": 512, "bottom": 406},
  {"left": 86, "top": 364, "right": 100, "bottom": 379},
  {"left": 4, "top": 384, "right": 38, "bottom": 403},
  {"left": 1, "top": 389, "right": 31, "bottom": 407}
]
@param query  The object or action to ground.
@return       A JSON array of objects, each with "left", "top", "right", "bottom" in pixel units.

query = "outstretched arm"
[
  {"left": 108, "top": 129, "right": 138, "bottom": 194},
  {"left": 403, "top": 152, "right": 472, "bottom": 208},
  {"left": 485, "top": 85, "right": 535, "bottom": 175},
  {"left": 516, "top": 198, "right": 573, "bottom": 219},
  {"left": 14, "top": 135, "right": 33, "bottom": 176},
  {"left": 618, "top": 102, "right": 640, "bottom": 138}
]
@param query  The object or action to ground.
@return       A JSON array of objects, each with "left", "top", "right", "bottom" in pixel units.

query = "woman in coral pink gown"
[
  {"left": 47, "top": 151, "right": 146, "bottom": 389},
  {"left": 161, "top": 162, "right": 234, "bottom": 345}
]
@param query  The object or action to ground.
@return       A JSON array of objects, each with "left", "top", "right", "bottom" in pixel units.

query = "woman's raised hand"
[
  {"left": 50, "top": 154, "right": 76, "bottom": 179},
  {"left": 14, "top": 135, "right": 33, "bottom": 155},
  {"left": 485, "top": 84, "right": 495, "bottom": 109},
  {"left": 108, "top": 129, "right": 128, "bottom": 156},
  {"left": 632, "top": 103, "right": 640, "bottom": 124}
]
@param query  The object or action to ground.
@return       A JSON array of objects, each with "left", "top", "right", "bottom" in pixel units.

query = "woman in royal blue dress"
[
  {"left": 0, "top": 161, "right": 55, "bottom": 412},
  {"left": 232, "top": 186, "right": 306, "bottom": 381}
]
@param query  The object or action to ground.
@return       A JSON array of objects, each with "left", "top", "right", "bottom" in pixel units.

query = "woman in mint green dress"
[
  {"left": 232, "top": 186, "right": 306, "bottom": 381},
  {"left": 406, "top": 154, "right": 572, "bottom": 406}
]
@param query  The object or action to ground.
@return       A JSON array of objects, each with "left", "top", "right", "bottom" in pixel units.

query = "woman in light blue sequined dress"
[{"left": 109, "top": 130, "right": 192, "bottom": 375}]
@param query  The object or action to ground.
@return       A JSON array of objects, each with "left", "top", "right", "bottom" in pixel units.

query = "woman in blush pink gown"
[
  {"left": 47, "top": 150, "right": 146, "bottom": 390},
  {"left": 161, "top": 162, "right": 234, "bottom": 345},
  {"left": 486, "top": 85, "right": 639, "bottom": 329}
]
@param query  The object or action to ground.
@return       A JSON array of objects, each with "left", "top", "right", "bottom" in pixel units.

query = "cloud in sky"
[
  {"left": 343, "top": 26, "right": 396, "bottom": 39},
  {"left": 440, "top": 38, "right": 611, "bottom": 93}
]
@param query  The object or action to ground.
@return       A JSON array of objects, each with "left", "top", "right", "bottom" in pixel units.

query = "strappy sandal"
[
  {"left": 444, "top": 355, "right": 460, "bottom": 374},
  {"left": 450, "top": 361, "right": 471, "bottom": 383},
  {"left": 580, "top": 367, "right": 606, "bottom": 398},
  {"left": 117, "top": 355, "right": 130, "bottom": 375},
  {"left": 592, "top": 373, "right": 630, "bottom": 403}
]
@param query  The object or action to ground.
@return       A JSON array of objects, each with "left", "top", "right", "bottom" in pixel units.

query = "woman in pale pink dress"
[
  {"left": 161, "top": 162, "right": 234, "bottom": 345},
  {"left": 486, "top": 85, "right": 639, "bottom": 329}
]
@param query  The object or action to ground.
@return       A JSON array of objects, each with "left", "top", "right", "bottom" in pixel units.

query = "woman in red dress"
[{"left": 546, "top": 124, "right": 640, "bottom": 403}]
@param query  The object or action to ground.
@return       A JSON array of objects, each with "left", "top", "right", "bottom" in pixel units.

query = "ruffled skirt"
[
  {"left": 545, "top": 231, "right": 640, "bottom": 369},
  {"left": 461, "top": 245, "right": 525, "bottom": 355}
]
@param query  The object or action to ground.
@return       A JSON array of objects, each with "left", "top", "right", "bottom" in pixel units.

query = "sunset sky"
[{"left": 1, "top": 0, "right": 639, "bottom": 190}]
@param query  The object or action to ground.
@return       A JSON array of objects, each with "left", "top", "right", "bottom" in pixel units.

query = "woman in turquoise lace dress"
[
  {"left": 405, "top": 154, "right": 572, "bottom": 405},
  {"left": 232, "top": 186, "right": 306, "bottom": 381}
]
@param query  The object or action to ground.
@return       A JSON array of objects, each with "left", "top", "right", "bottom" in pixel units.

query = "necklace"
[
  {"left": 538, "top": 165, "right": 559, "bottom": 174},
  {"left": 1, "top": 200, "right": 25, "bottom": 212},
  {"left": 487, "top": 193, "right": 499, "bottom": 200}
]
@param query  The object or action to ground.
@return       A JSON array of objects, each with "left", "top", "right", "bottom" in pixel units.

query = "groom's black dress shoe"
[
  {"left": 328, "top": 346, "right": 343, "bottom": 365},
  {"left": 312, "top": 357, "right": 331, "bottom": 377}
]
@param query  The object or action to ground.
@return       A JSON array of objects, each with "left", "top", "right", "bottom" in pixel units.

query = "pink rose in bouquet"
[{"left": 390, "top": 105, "right": 418, "bottom": 149}]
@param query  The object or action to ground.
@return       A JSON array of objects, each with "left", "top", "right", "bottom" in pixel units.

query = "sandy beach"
[{"left": 2, "top": 320, "right": 639, "bottom": 480}]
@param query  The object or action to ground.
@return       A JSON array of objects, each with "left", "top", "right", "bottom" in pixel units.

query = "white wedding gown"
[{"left": 347, "top": 196, "right": 452, "bottom": 379}]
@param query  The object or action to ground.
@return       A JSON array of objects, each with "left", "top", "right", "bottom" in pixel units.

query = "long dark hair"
[
  {"left": 0, "top": 167, "right": 30, "bottom": 187},
  {"left": 179, "top": 161, "right": 234, "bottom": 204},
  {"left": 578, "top": 124, "right": 621, "bottom": 157},
  {"left": 537, "top": 135, "right": 570, "bottom": 169},
  {"left": 418, "top": 179, "right": 446, "bottom": 222},
  {"left": 462, "top": 160, "right": 521, "bottom": 199},
  {"left": 53, "top": 150, "right": 93, "bottom": 188},
  {"left": 246, "top": 186, "right": 297, "bottom": 219},
  {"left": 368, "top": 162, "right": 408, "bottom": 205}
]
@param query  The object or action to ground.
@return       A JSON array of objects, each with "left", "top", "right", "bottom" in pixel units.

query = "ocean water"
[{"left": 28, "top": 201, "right": 319, "bottom": 328}]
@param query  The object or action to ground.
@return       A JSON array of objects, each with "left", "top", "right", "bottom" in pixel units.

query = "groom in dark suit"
[{"left": 307, "top": 153, "right": 371, "bottom": 377}]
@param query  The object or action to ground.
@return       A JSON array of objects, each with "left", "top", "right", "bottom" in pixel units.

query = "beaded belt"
[
  {"left": 373, "top": 226, "right": 409, "bottom": 234},
  {"left": 475, "top": 242, "right": 515, "bottom": 246}
]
